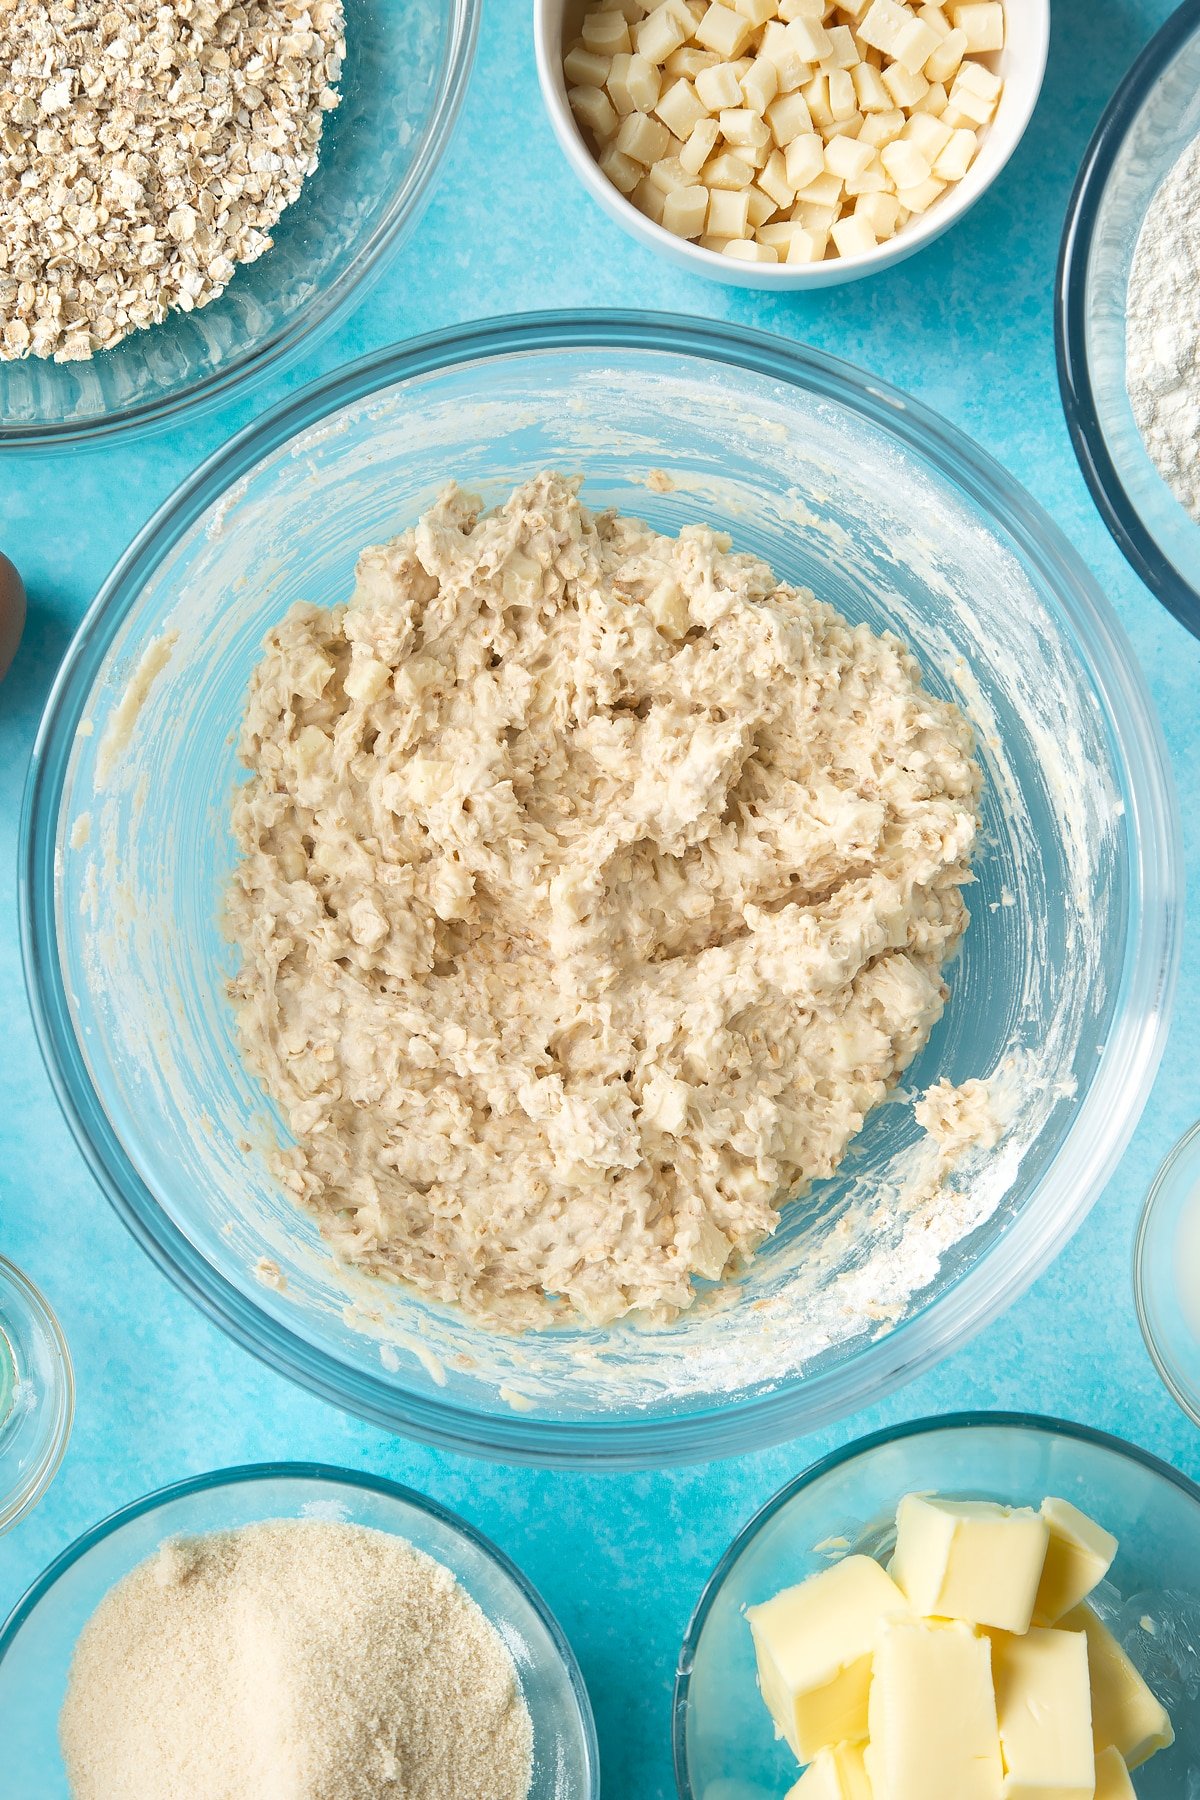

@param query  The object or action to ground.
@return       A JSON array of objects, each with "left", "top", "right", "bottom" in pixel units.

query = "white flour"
[{"left": 1127, "top": 132, "right": 1200, "bottom": 523}]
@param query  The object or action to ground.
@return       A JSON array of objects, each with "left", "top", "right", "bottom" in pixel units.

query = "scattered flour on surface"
[{"left": 59, "top": 1519, "right": 533, "bottom": 1800}]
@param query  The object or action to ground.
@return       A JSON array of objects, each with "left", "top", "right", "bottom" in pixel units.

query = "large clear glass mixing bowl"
[
  {"left": 0, "top": 0, "right": 479, "bottom": 445},
  {"left": 20, "top": 314, "right": 1181, "bottom": 1467}
]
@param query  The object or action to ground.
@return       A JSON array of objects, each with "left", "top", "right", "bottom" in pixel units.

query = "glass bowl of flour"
[
  {"left": 0, "top": 1462, "right": 598, "bottom": 1798},
  {"left": 1057, "top": 0, "right": 1200, "bottom": 639},
  {"left": 20, "top": 313, "right": 1181, "bottom": 1467}
]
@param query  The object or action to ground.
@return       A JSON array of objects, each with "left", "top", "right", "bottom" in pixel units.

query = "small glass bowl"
[
  {"left": 0, "top": 0, "right": 479, "bottom": 446},
  {"left": 674, "top": 1413, "right": 1200, "bottom": 1799},
  {"left": 0, "top": 1462, "right": 599, "bottom": 1798},
  {"left": 1135, "top": 1120, "right": 1200, "bottom": 1428},
  {"left": 0, "top": 1256, "right": 74, "bottom": 1534},
  {"left": 1056, "top": 0, "right": 1200, "bottom": 639}
]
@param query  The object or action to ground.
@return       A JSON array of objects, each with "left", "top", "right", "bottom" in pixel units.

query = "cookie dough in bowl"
[
  {"left": 23, "top": 316, "right": 1179, "bottom": 1466},
  {"left": 227, "top": 472, "right": 981, "bottom": 1331}
]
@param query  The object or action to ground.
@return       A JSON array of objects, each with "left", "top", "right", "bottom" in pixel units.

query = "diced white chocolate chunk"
[
  {"left": 854, "top": 189, "right": 904, "bottom": 236},
  {"left": 631, "top": 174, "right": 667, "bottom": 221},
  {"left": 857, "top": 0, "right": 912, "bottom": 55},
  {"left": 704, "top": 149, "right": 755, "bottom": 187},
  {"left": 824, "top": 132, "right": 875, "bottom": 178},
  {"left": 614, "top": 109, "right": 673, "bottom": 162},
  {"left": 853, "top": 60, "right": 891, "bottom": 111},
  {"left": 950, "top": 0, "right": 1004, "bottom": 51},
  {"left": 766, "top": 88, "right": 814, "bottom": 143},
  {"left": 636, "top": 1, "right": 692, "bottom": 63},
  {"left": 598, "top": 144, "right": 643, "bottom": 192},
  {"left": 1033, "top": 1499, "right": 1118, "bottom": 1627},
  {"left": 583, "top": 10, "right": 632, "bottom": 54},
  {"left": 893, "top": 16, "right": 941, "bottom": 73},
  {"left": 891, "top": 1496, "right": 1050, "bottom": 1635},
  {"left": 830, "top": 213, "right": 876, "bottom": 257},
  {"left": 721, "top": 105, "right": 771, "bottom": 146},
  {"left": 882, "top": 60, "right": 928, "bottom": 108},
  {"left": 786, "top": 1740, "right": 874, "bottom": 1799},
  {"left": 866, "top": 1618, "right": 1003, "bottom": 1800},
  {"left": 1060, "top": 1606, "right": 1174, "bottom": 1771},
  {"left": 747, "top": 1555, "right": 910, "bottom": 1762},
  {"left": 733, "top": 0, "right": 776, "bottom": 22},
  {"left": 665, "top": 43, "right": 719, "bottom": 75},
  {"left": 931, "top": 125, "right": 976, "bottom": 179},
  {"left": 607, "top": 51, "right": 662, "bottom": 113},
  {"left": 564, "top": 43, "right": 613, "bottom": 87},
  {"left": 696, "top": 58, "right": 744, "bottom": 108},
  {"left": 784, "top": 130, "right": 825, "bottom": 187},
  {"left": 992, "top": 1627, "right": 1095, "bottom": 1800},
  {"left": 694, "top": 0, "right": 754, "bottom": 56},
  {"left": 925, "top": 24, "right": 968, "bottom": 81},
  {"left": 881, "top": 137, "right": 931, "bottom": 189},
  {"left": 722, "top": 237, "right": 778, "bottom": 259},
  {"left": 894, "top": 173, "right": 946, "bottom": 211},
  {"left": 569, "top": 84, "right": 620, "bottom": 141},
  {"left": 1093, "top": 1746, "right": 1136, "bottom": 1800},
  {"left": 662, "top": 182, "right": 709, "bottom": 234},
  {"left": 647, "top": 153, "right": 693, "bottom": 194},
  {"left": 656, "top": 75, "right": 708, "bottom": 136},
  {"left": 758, "top": 146, "right": 796, "bottom": 205},
  {"left": 706, "top": 184, "right": 751, "bottom": 234},
  {"left": 679, "top": 115, "right": 720, "bottom": 171},
  {"left": 745, "top": 182, "right": 775, "bottom": 224},
  {"left": 741, "top": 53, "right": 780, "bottom": 112},
  {"left": 821, "top": 24, "right": 858, "bottom": 70}
]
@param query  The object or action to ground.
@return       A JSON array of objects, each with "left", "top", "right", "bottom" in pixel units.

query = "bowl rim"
[
  {"left": 19, "top": 309, "right": 1182, "bottom": 1469},
  {"left": 671, "top": 1408, "right": 1200, "bottom": 1799},
  {"left": 0, "top": 0, "right": 481, "bottom": 450},
  {"left": 1134, "top": 1116, "right": 1200, "bottom": 1429},
  {"left": 533, "top": 0, "right": 1050, "bottom": 288},
  {"left": 0, "top": 1255, "right": 74, "bottom": 1536},
  {"left": 1055, "top": 0, "right": 1200, "bottom": 639},
  {"left": 0, "top": 1458, "right": 601, "bottom": 1795}
]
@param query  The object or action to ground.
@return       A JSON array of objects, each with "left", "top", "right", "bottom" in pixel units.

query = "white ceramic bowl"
[{"left": 534, "top": 0, "right": 1049, "bottom": 288}]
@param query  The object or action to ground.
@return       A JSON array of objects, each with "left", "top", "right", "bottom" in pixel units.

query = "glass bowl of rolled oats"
[{"left": 0, "top": 0, "right": 479, "bottom": 443}]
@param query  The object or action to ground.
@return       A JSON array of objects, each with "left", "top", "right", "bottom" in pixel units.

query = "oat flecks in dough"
[{"left": 227, "top": 472, "right": 981, "bottom": 1331}]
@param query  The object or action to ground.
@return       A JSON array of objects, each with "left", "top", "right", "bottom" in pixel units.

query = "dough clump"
[{"left": 228, "top": 472, "right": 981, "bottom": 1330}]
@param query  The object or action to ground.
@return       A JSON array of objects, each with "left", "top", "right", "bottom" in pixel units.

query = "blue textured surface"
[{"left": 1, "top": 3, "right": 1198, "bottom": 1794}]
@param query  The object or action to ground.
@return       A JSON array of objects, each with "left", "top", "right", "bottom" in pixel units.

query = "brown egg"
[{"left": 0, "top": 553, "right": 25, "bottom": 682}]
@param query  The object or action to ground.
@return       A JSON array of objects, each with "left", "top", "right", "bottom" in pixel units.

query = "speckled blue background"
[{"left": 1, "top": 2, "right": 1198, "bottom": 1793}]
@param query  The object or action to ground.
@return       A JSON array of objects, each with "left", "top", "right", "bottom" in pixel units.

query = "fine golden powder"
[{"left": 59, "top": 1520, "right": 534, "bottom": 1800}]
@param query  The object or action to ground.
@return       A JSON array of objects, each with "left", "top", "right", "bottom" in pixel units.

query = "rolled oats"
[{"left": 0, "top": 0, "right": 345, "bottom": 363}]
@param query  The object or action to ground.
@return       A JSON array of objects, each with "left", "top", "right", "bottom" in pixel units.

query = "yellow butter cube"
[
  {"left": 1093, "top": 1746, "right": 1136, "bottom": 1799},
  {"left": 891, "top": 1495, "right": 1050, "bottom": 1634},
  {"left": 748, "top": 1555, "right": 910, "bottom": 1762},
  {"left": 866, "top": 1618, "right": 1003, "bottom": 1800},
  {"left": 1061, "top": 1605, "right": 1174, "bottom": 1770},
  {"left": 1033, "top": 1499, "right": 1118, "bottom": 1626},
  {"left": 992, "top": 1626, "right": 1094, "bottom": 1799},
  {"left": 787, "top": 1740, "right": 873, "bottom": 1799}
]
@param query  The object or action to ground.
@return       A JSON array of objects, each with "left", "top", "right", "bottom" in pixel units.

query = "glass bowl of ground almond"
[
  {"left": 20, "top": 312, "right": 1180, "bottom": 1468},
  {"left": 0, "top": 0, "right": 479, "bottom": 444},
  {"left": 0, "top": 1462, "right": 598, "bottom": 1799},
  {"left": 1057, "top": 0, "right": 1200, "bottom": 639}
]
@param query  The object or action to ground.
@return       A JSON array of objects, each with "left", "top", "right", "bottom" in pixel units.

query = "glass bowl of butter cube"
[
  {"left": 535, "top": 0, "right": 1048, "bottom": 285},
  {"left": 675, "top": 1413, "right": 1197, "bottom": 1798}
]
